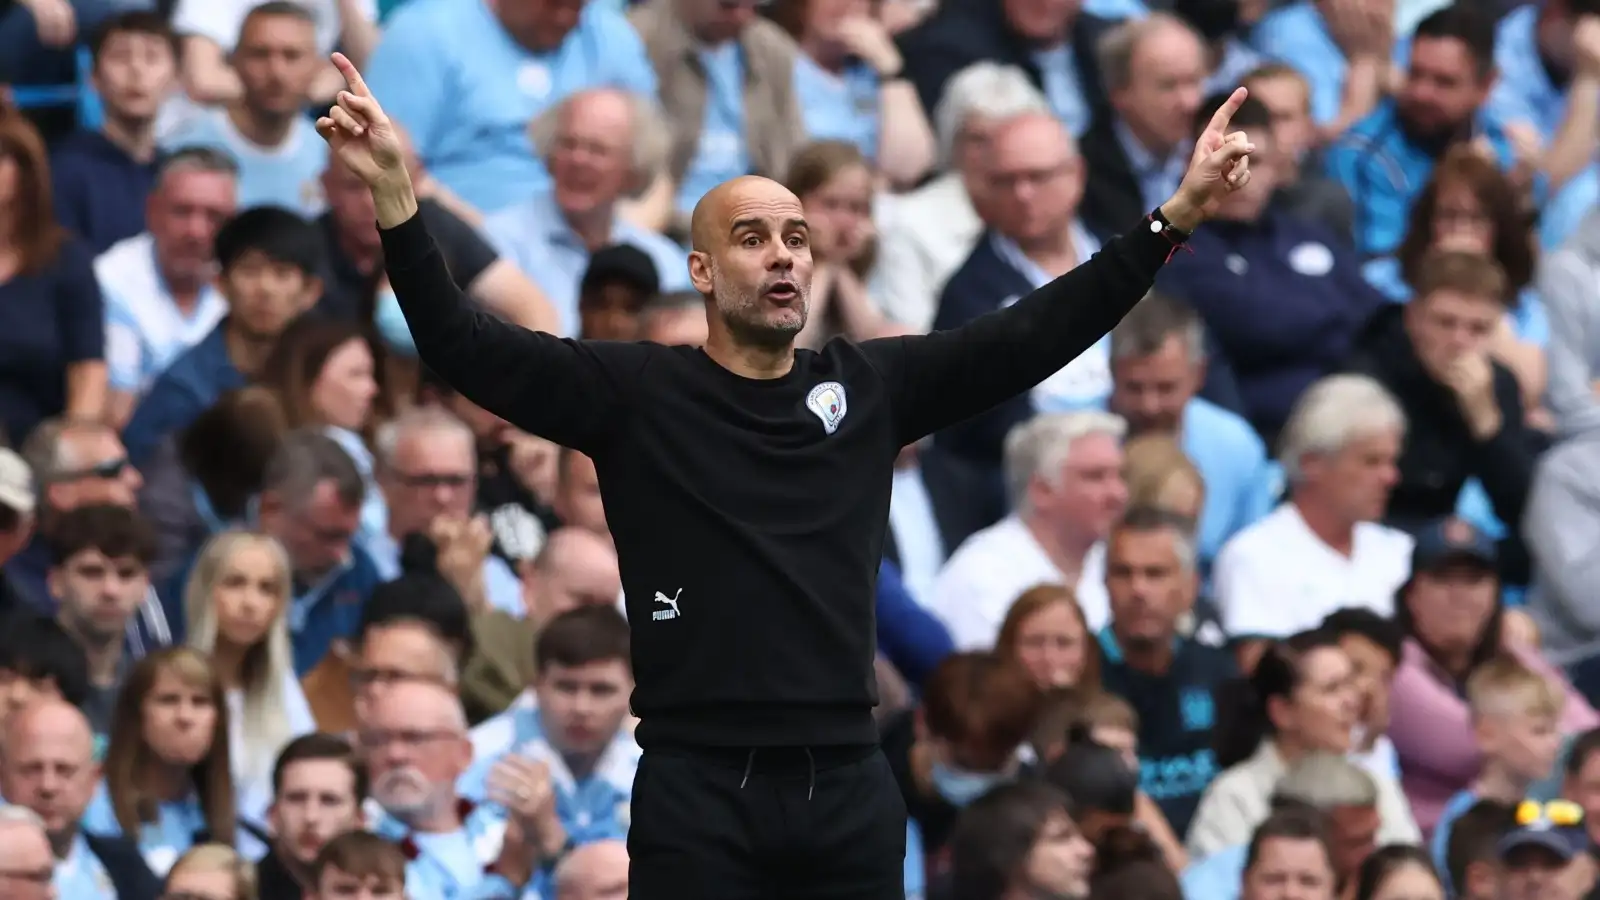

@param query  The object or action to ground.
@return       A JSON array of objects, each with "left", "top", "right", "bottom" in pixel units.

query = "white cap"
[{"left": 0, "top": 448, "right": 35, "bottom": 516}]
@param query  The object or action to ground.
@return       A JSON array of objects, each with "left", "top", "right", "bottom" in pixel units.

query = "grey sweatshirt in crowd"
[
  {"left": 1539, "top": 207, "right": 1600, "bottom": 438},
  {"left": 1526, "top": 430, "right": 1600, "bottom": 666}
]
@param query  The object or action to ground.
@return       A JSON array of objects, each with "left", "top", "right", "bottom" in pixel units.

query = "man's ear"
[{"left": 687, "top": 251, "right": 713, "bottom": 296}]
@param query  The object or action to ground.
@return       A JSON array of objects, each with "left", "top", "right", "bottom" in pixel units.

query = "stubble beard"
[{"left": 709, "top": 258, "right": 808, "bottom": 349}]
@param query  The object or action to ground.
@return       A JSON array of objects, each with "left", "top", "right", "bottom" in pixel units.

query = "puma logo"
[{"left": 652, "top": 589, "right": 682, "bottom": 621}]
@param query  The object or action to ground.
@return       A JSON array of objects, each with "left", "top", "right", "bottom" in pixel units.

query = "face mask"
[
  {"left": 374, "top": 288, "right": 416, "bottom": 356},
  {"left": 931, "top": 761, "right": 1009, "bottom": 808}
]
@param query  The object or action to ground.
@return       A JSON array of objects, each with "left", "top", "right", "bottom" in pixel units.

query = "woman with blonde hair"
[
  {"left": 184, "top": 530, "right": 316, "bottom": 837},
  {"left": 995, "top": 584, "right": 1100, "bottom": 692},
  {"left": 164, "top": 843, "right": 259, "bottom": 900},
  {"left": 80, "top": 648, "right": 238, "bottom": 877}
]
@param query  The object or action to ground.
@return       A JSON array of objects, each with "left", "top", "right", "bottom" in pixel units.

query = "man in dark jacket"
[
  {"left": 1345, "top": 250, "right": 1543, "bottom": 582},
  {"left": 0, "top": 700, "right": 160, "bottom": 900},
  {"left": 898, "top": 0, "right": 1117, "bottom": 131}
]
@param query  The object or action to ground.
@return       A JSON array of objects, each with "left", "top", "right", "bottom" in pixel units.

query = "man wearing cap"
[
  {"left": 577, "top": 245, "right": 662, "bottom": 341},
  {"left": 482, "top": 87, "right": 690, "bottom": 338},
  {"left": 0, "top": 448, "right": 36, "bottom": 616},
  {"left": 1500, "top": 800, "right": 1597, "bottom": 900}
]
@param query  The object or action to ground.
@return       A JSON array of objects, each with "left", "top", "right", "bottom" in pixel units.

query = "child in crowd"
[
  {"left": 1431, "top": 656, "right": 1565, "bottom": 873},
  {"left": 1445, "top": 799, "right": 1517, "bottom": 900}
]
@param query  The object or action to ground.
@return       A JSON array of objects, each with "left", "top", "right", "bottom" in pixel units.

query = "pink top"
[{"left": 1387, "top": 639, "right": 1600, "bottom": 836}]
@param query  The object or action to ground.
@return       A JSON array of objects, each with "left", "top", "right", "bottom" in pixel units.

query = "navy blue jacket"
[
  {"left": 1159, "top": 211, "right": 1385, "bottom": 443},
  {"left": 85, "top": 832, "right": 161, "bottom": 900},
  {"left": 897, "top": 0, "right": 1118, "bottom": 121}
]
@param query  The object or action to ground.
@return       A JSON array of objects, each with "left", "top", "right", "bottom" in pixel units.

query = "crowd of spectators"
[{"left": 3, "top": 0, "right": 1600, "bottom": 897}]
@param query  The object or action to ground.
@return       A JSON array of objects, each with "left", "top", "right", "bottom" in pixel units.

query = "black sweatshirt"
[{"left": 379, "top": 211, "right": 1178, "bottom": 749}]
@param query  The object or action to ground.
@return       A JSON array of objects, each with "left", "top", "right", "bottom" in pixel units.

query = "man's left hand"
[{"left": 1163, "top": 87, "right": 1256, "bottom": 231}]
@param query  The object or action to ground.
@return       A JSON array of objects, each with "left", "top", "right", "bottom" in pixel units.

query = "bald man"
[
  {"left": 321, "top": 50, "right": 1257, "bottom": 900},
  {"left": 0, "top": 702, "right": 159, "bottom": 899},
  {"left": 554, "top": 839, "right": 628, "bottom": 900},
  {"left": 527, "top": 528, "right": 622, "bottom": 620}
]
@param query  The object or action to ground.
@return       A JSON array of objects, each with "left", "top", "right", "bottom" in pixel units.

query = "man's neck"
[
  {"left": 157, "top": 255, "right": 208, "bottom": 315},
  {"left": 1014, "top": 223, "right": 1079, "bottom": 276},
  {"left": 61, "top": 617, "right": 124, "bottom": 687},
  {"left": 1121, "top": 115, "right": 1175, "bottom": 161},
  {"left": 338, "top": 225, "right": 384, "bottom": 277},
  {"left": 226, "top": 103, "right": 295, "bottom": 149},
  {"left": 565, "top": 748, "right": 602, "bottom": 781},
  {"left": 1019, "top": 511, "right": 1096, "bottom": 583},
  {"left": 273, "top": 845, "right": 315, "bottom": 888},
  {"left": 1474, "top": 761, "right": 1533, "bottom": 802},
  {"left": 1292, "top": 494, "right": 1357, "bottom": 557},
  {"left": 225, "top": 324, "right": 278, "bottom": 377},
  {"left": 100, "top": 113, "right": 158, "bottom": 164},
  {"left": 703, "top": 335, "right": 795, "bottom": 380},
  {"left": 48, "top": 828, "right": 77, "bottom": 861},
  {"left": 564, "top": 204, "right": 616, "bottom": 253}
]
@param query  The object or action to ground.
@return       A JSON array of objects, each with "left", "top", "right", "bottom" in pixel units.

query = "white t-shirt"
[
  {"left": 928, "top": 515, "right": 1109, "bottom": 650},
  {"left": 1212, "top": 503, "right": 1414, "bottom": 638}
]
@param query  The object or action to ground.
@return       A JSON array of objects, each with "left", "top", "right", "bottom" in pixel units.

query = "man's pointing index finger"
[
  {"left": 331, "top": 52, "right": 372, "bottom": 98},
  {"left": 1206, "top": 86, "right": 1249, "bottom": 137}
]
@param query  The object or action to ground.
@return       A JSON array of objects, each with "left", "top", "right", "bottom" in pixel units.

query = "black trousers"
[{"left": 629, "top": 744, "right": 908, "bottom": 899}]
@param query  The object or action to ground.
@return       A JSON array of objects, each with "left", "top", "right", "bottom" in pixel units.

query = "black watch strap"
[{"left": 1147, "top": 206, "right": 1193, "bottom": 241}]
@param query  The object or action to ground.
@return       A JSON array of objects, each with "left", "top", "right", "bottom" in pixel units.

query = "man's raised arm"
[
  {"left": 316, "top": 54, "right": 626, "bottom": 453},
  {"left": 862, "top": 88, "right": 1257, "bottom": 447}
]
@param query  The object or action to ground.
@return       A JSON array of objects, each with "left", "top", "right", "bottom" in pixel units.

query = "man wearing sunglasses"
[
  {"left": 1500, "top": 799, "right": 1599, "bottom": 900},
  {"left": 6, "top": 420, "right": 170, "bottom": 660}
]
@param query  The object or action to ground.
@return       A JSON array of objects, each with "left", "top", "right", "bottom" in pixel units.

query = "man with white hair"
[
  {"left": 0, "top": 804, "right": 58, "bottom": 899},
  {"left": 363, "top": 680, "right": 562, "bottom": 898},
  {"left": 930, "top": 411, "right": 1128, "bottom": 648},
  {"left": 554, "top": 839, "right": 628, "bottom": 900},
  {"left": 1213, "top": 375, "right": 1413, "bottom": 668},
  {"left": 484, "top": 88, "right": 689, "bottom": 338},
  {"left": 871, "top": 62, "right": 1050, "bottom": 332},
  {"left": 372, "top": 407, "right": 523, "bottom": 617}
]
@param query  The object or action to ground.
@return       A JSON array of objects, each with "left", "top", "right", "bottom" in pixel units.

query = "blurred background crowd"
[{"left": 4, "top": 0, "right": 1600, "bottom": 897}]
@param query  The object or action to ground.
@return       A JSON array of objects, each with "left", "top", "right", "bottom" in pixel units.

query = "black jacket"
[
  {"left": 254, "top": 850, "right": 307, "bottom": 900},
  {"left": 1345, "top": 305, "right": 1544, "bottom": 580},
  {"left": 83, "top": 833, "right": 161, "bottom": 900},
  {"left": 898, "top": 0, "right": 1117, "bottom": 120}
]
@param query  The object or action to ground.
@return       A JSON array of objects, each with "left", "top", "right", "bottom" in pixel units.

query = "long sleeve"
[
  {"left": 1538, "top": 247, "right": 1600, "bottom": 436},
  {"left": 1470, "top": 376, "right": 1539, "bottom": 530},
  {"left": 1524, "top": 450, "right": 1600, "bottom": 635},
  {"left": 379, "top": 213, "right": 640, "bottom": 453},
  {"left": 864, "top": 221, "right": 1173, "bottom": 446},
  {"left": 874, "top": 559, "right": 953, "bottom": 690}
]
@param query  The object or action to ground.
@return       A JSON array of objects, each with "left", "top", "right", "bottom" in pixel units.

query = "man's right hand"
[{"left": 315, "top": 53, "right": 406, "bottom": 191}]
